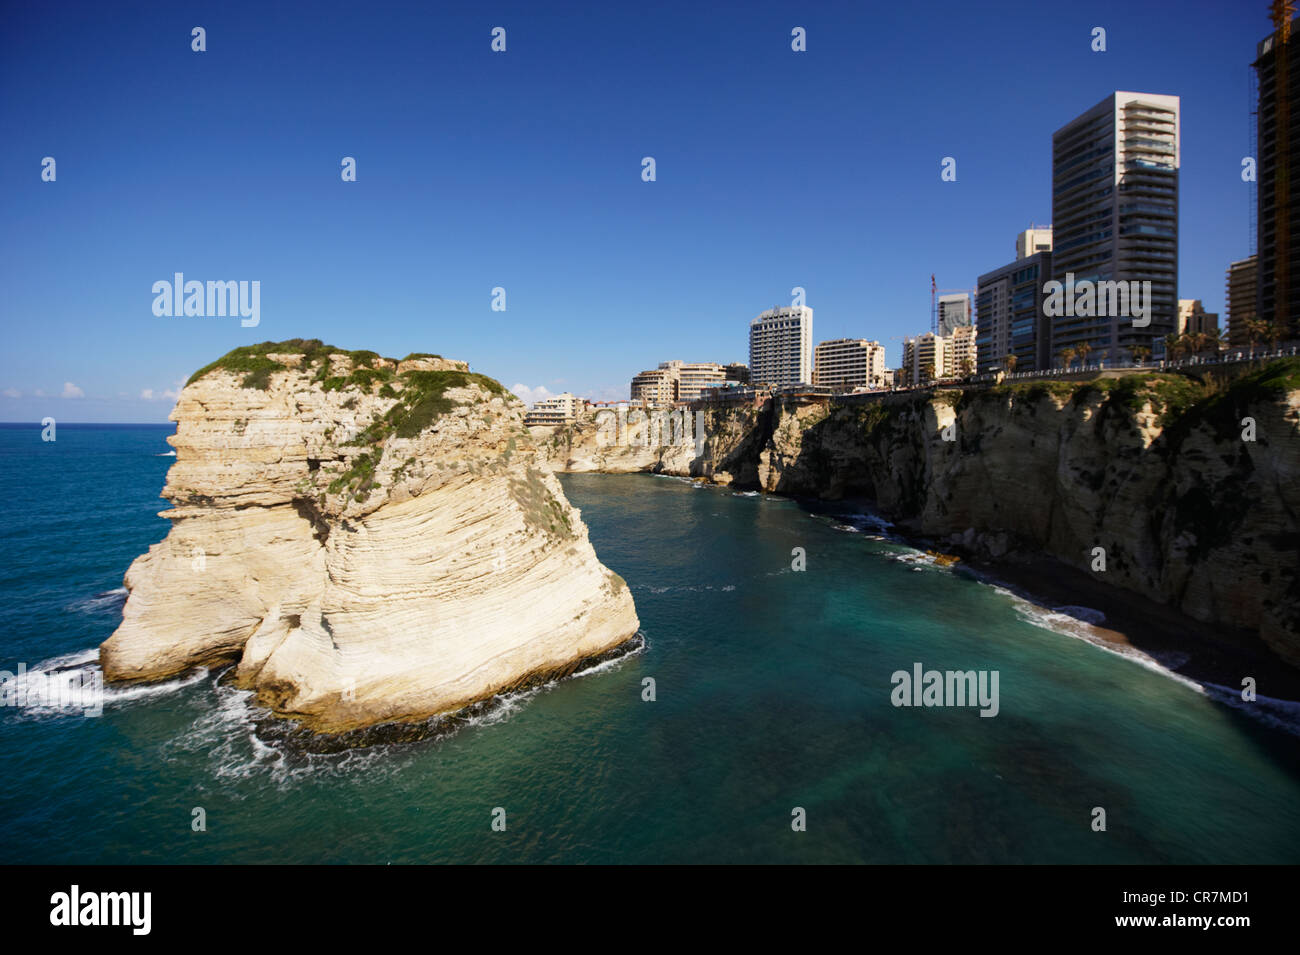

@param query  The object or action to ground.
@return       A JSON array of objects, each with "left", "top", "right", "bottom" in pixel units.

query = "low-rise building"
[
  {"left": 901, "top": 333, "right": 944, "bottom": 386},
  {"left": 630, "top": 367, "right": 677, "bottom": 407},
  {"left": 813, "top": 338, "right": 887, "bottom": 391},
  {"left": 1177, "top": 299, "right": 1220, "bottom": 337},
  {"left": 677, "top": 362, "right": 727, "bottom": 401},
  {"left": 945, "top": 324, "right": 978, "bottom": 378},
  {"left": 1226, "top": 255, "right": 1259, "bottom": 349},
  {"left": 523, "top": 392, "right": 584, "bottom": 426}
]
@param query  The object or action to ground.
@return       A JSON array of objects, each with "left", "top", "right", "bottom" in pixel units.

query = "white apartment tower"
[{"left": 749, "top": 306, "right": 813, "bottom": 387}]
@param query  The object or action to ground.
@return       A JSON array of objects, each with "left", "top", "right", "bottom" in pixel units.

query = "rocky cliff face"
[
  {"left": 101, "top": 340, "right": 639, "bottom": 733},
  {"left": 543, "top": 363, "right": 1300, "bottom": 668},
  {"left": 536, "top": 403, "right": 770, "bottom": 482}
]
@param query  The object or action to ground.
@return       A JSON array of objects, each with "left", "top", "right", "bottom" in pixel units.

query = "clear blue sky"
[{"left": 0, "top": 0, "right": 1271, "bottom": 421}]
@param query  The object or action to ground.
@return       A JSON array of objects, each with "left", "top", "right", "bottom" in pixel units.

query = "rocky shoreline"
[
  {"left": 235, "top": 632, "right": 647, "bottom": 753},
  {"left": 541, "top": 361, "right": 1300, "bottom": 687}
]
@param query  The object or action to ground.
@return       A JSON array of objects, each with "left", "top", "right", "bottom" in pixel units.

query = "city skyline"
[{"left": 0, "top": 0, "right": 1270, "bottom": 421}]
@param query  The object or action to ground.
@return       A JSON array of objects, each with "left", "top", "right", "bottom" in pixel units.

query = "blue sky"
[{"left": 0, "top": 0, "right": 1271, "bottom": 421}]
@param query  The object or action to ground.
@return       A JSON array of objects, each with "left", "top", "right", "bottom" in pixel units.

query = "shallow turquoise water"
[{"left": 1, "top": 424, "right": 1298, "bottom": 863}]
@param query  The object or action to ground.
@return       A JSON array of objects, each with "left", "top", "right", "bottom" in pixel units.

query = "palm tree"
[
  {"left": 921, "top": 362, "right": 935, "bottom": 384},
  {"left": 960, "top": 358, "right": 974, "bottom": 379},
  {"left": 1130, "top": 345, "right": 1150, "bottom": 366},
  {"left": 1060, "top": 348, "right": 1076, "bottom": 370},
  {"left": 1003, "top": 354, "right": 1018, "bottom": 374},
  {"left": 1164, "top": 333, "right": 1184, "bottom": 362},
  {"left": 1265, "top": 319, "right": 1284, "bottom": 353},
  {"left": 1076, "top": 341, "right": 1093, "bottom": 369},
  {"left": 1243, "top": 318, "right": 1267, "bottom": 359}
]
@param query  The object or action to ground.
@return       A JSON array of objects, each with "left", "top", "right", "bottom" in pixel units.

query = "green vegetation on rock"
[
  {"left": 188, "top": 339, "right": 386, "bottom": 389},
  {"left": 386, "top": 370, "right": 508, "bottom": 438},
  {"left": 510, "top": 468, "right": 575, "bottom": 541}
]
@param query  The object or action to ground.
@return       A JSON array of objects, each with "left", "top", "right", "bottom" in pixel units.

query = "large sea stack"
[{"left": 100, "top": 340, "right": 640, "bottom": 733}]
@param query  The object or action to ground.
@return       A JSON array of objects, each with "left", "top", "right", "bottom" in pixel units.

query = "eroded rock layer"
[{"left": 101, "top": 341, "right": 639, "bottom": 732}]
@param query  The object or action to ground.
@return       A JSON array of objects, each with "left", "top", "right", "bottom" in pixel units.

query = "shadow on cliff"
[{"left": 710, "top": 365, "right": 1300, "bottom": 708}]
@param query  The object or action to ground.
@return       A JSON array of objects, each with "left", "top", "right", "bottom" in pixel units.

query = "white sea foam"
[
  {"left": 0, "top": 644, "right": 209, "bottom": 721},
  {"left": 158, "top": 636, "right": 651, "bottom": 787},
  {"left": 837, "top": 511, "right": 894, "bottom": 531},
  {"left": 987, "top": 584, "right": 1300, "bottom": 734},
  {"left": 1050, "top": 604, "right": 1107, "bottom": 625},
  {"left": 156, "top": 450, "right": 176, "bottom": 457},
  {"left": 68, "top": 588, "right": 128, "bottom": 614},
  {"left": 636, "top": 583, "right": 738, "bottom": 594},
  {"left": 1199, "top": 683, "right": 1300, "bottom": 735},
  {"left": 163, "top": 677, "right": 401, "bottom": 789},
  {"left": 889, "top": 551, "right": 939, "bottom": 568},
  {"left": 103, "top": 667, "right": 209, "bottom": 704}
]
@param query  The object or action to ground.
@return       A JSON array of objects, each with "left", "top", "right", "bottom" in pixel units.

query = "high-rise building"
[
  {"left": 749, "top": 306, "right": 813, "bottom": 387},
  {"left": 936, "top": 293, "right": 972, "bottom": 336},
  {"left": 813, "top": 339, "right": 887, "bottom": 390},
  {"left": 977, "top": 230, "right": 1054, "bottom": 372},
  {"left": 1254, "top": 16, "right": 1300, "bottom": 338},
  {"left": 1050, "top": 91, "right": 1180, "bottom": 363},
  {"left": 1227, "top": 255, "right": 1259, "bottom": 348},
  {"left": 1176, "top": 299, "right": 1220, "bottom": 337}
]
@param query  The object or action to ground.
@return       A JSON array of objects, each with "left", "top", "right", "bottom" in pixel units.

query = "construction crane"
[{"left": 1271, "top": 0, "right": 1295, "bottom": 335}]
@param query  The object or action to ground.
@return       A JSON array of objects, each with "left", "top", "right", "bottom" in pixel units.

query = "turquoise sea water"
[{"left": 1, "top": 422, "right": 1298, "bottom": 864}]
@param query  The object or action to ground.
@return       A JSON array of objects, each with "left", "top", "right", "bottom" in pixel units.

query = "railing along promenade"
[{"left": 688, "top": 345, "right": 1300, "bottom": 411}]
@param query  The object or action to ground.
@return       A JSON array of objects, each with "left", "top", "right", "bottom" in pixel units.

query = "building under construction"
[{"left": 1254, "top": 1, "right": 1300, "bottom": 339}]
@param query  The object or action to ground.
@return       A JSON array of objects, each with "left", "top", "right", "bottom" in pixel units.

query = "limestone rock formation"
[
  {"left": 542, "top": 364, "right": 1300, "bottom": 668},
  {"left": 100, "top": 340, "right": 639, "bottom": 733}
]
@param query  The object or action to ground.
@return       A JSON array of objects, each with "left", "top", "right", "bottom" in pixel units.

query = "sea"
[{"left": 1, "top": 422, "right": 1298, "bottom": 863}]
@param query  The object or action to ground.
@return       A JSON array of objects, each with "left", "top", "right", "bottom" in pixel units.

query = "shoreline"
[
  {"left": 961, "top": 554, "right": 1300, "bottom": 700},
  {"left": 648, "top": 475, "right": 1300, "bottom": 706},
  {"left": 835, "top": 498, "right": 1300, "bottom": 705}
]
